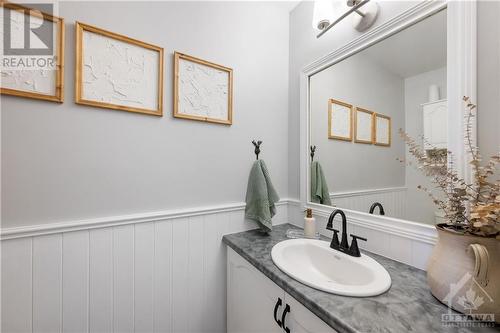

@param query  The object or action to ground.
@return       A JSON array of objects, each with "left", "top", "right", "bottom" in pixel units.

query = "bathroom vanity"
[
  {"left": 227, "top": 244, "right": 336, "bottom": 333},
  {"left": 224, "top": 224, "right": 497, "bottom": 333}
]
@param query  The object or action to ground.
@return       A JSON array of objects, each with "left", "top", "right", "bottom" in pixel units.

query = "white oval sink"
[{"left": 271, "top": 239, "right": 391, "bottom": 297}]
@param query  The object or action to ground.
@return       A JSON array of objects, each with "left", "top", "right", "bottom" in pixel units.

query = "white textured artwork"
[
  {"left": 330, "top": 103, "right": 351, "bottom": 139},
  {"left": 177, "top": 57, "right": 230, "bottom": 122},
  {"left": 81, "top": 30, "right": 159, "bottom": 111},
  {"left": 355, "top": 110, "right": 373, "bottom": 143},
  {"left": 375, "top": 116, "right": 390, "bottom": 145},
  {"left": 1, "top": 67, "right": 56, "bottom": 95},
  {"left": 0, "top": 8, "right": 58, "bottom": 96}
]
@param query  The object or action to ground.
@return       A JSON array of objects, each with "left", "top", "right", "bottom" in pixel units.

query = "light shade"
[{"left": 312, "top": 0, "right": 335, "bottom": 31}]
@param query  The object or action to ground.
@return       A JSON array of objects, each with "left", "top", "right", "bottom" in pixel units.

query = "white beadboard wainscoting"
[
  {"left": 1, "top": 201, "right": 289, "bottom": 333},
  {"left": 329, "top": 187, "right": 408, "bottom": 219},
  {"left": 2, "top": 199, "right": 438, "bottom": 333},
  {"left": 313, "top": 213, "right": 436, "bottom": 271},
  {"left": 287, "top": 201, "right": 437, "bottom": 271}
]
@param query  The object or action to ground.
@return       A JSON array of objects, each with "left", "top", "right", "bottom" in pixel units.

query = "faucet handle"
[
  {"left": 348, "top": 234, "right": 367, "bottom": 257},
  {"left": 327, "top": 228, "right": 340, "bottom": 250},
  {"left": 351, "top": 234, "right": 367, "bottom": 242}
]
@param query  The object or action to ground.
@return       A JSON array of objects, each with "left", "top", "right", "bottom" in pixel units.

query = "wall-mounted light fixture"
[
  {"left": 313, "top": 0, "right": 379, "bottom": 38},
  {"left": 312, "top": 0, "right": 335, "bottom": 31}
]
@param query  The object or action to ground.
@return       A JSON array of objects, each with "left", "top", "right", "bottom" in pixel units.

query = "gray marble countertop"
[{"left": 223, "top": 223, "right": 499, "bottom": 333}]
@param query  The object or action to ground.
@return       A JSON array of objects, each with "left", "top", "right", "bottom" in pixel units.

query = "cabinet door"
[
  {"left": 423, "top": 100, "right": 447, "bottom": 149},
  {"left": 227, "top": 248, "right": 284, "bottom": 333},
  {"left": 283, "top": 292, "right": 338, "bottom": 333}
]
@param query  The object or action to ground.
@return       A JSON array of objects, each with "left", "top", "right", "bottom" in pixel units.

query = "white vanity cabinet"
[
  {"left": 422, "top": 99, "right": 447, "bottom": 149},
  {"left": 227, "top": 247, "right": 337, "bottom": 333}
]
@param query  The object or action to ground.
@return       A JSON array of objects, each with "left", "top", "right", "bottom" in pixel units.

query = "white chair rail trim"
[
  {"left": 329, "top": 186, "right": 407, "bottom": 199},
  {"left": 306, "top": 203, "right": 438, "bottom": 245},
  {"left": 1, "top": 199, "right": 292, "bottom": 240}
]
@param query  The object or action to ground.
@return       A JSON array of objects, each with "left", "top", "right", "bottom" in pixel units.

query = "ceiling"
[
  {"left": 285, "top": 0, "right": 301, "bottom": 12},
  {"left": 361, "top": 8, "right": 447, "bottom": 78},
  {"left": 271, "top": 0, "right": 301, "bottom": 12}
]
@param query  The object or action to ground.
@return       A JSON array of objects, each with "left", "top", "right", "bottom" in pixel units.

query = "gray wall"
[
  {"left": 477, "top": 1, "right": 500, "bottom": 167},
  {"left": 1, "top": 1, "right": 290, "bottom": 228},
  {"left": 288, "top": 1, "right": 419, "bottom": 200},
  {"left": 310, "top": 54, "right": 405, "bottom": 192},
  {"left": 3, "top": 1, "right": 499, "bottom": 228},
  {"left": 404, "top": 67, "right": 446, "bottom": 224},
  {"left": 289, "top": 1, "right": 500, "bottom": 202}
]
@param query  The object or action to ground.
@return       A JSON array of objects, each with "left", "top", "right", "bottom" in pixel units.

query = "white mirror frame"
[{"left": 299, "top": 0, "right": 477, "bottom": 244}]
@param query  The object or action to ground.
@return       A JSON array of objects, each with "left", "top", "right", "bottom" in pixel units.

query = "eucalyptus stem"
[{"left": 399, "top": 98, "right": 499, "bottom": 237}]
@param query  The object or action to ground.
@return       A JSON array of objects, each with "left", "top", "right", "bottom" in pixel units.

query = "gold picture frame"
[
  {"left": 374, "top": 113, "right": 392, "bottom": 146},
  {"left": 75, "top": 22, "right": 164, "bottom": 116},
  {"left": 0, "top": 1, "right": 65, "bottom": 102},
  {"left": 174, "top": 52, "right": 233, "bottom": 125},
  {"left": 354, "top": 107, "right": 375, "bottom": 144},
  {"left": 328, "top": 99, "right": 353, "bottom": 141}
]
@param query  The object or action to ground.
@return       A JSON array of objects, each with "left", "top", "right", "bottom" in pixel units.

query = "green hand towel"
[
  {"left": 245, "top": 160, "right": 280, "bottom": 232},
  {"left": 311, "top": 161, "right": 332, "bottom": 206}
]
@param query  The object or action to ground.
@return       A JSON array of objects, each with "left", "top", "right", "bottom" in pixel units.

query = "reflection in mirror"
[{"left": 309, "top": 9, "right": 447, "bottom": 225}]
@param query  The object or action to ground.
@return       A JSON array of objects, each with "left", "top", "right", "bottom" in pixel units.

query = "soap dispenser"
[{"left": 304, "top": 208, "right": 316, "bottom": 238}]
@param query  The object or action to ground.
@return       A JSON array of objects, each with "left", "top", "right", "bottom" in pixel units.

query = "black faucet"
[
  {"left": 326, "top": 209, "right": 367, "bottom": 257},
  {"left": 369, "top": 202, "right": 385, "bottom": 215}
]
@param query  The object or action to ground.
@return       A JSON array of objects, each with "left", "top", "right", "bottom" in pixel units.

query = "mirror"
[{"left": 308, "top": 9, "right": 447, "bottom": 225}]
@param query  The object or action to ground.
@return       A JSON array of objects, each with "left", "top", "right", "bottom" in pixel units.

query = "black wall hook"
[
  {"left": 252, "top": 140, "right": 262, "bottom": 160},
  {"left": 310, "top": 145, "right": 316, "bottom": 162}
]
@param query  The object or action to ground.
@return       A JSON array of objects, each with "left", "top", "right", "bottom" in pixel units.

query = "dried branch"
[{"left": 399, "top": 98, "right": 499, "bottom": 237}]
